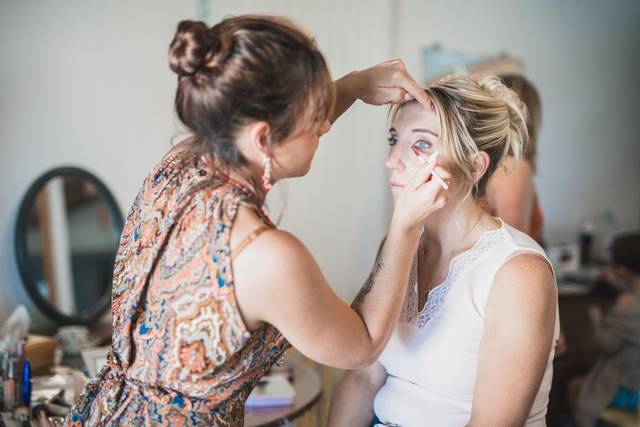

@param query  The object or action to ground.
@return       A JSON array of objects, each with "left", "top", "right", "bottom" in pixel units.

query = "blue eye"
[
  {"left": 387, "top": 137, "right": 398, "bottom": 146},
  {"left": 413, "top": 140, "right": 432, "bottom": 151}
]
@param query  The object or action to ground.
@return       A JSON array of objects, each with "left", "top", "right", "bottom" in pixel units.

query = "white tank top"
[{"left": 374, "top": 220, "right": 560, "bottom": 427}]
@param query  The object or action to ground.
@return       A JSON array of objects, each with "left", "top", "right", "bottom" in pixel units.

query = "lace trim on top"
[{"left": 402, "top": 224, "right": 506, "bottom": 328}]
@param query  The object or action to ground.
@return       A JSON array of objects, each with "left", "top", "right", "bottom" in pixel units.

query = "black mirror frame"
[{"left": 14, "top": 166, "right": 123, "bottom": 326}]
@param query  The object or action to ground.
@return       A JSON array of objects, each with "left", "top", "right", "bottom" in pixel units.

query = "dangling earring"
[{"left": 262, "top": 156, "right": 273, "bottom": 191}]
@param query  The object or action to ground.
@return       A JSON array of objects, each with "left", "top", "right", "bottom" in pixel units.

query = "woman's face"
[
  {"left": 272, "top": 119, "right": 331, "bottom": 181},
  {"left": 386, "top": 100, "right": 449, "bottom": 202}
]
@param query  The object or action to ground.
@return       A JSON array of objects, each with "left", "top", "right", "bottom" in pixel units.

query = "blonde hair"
[
  {"left": 390, "top": 74, "right": 528, "bottom": 198},
  {"left": 500, "top": 74, "right": 541, "bottom": 172}
]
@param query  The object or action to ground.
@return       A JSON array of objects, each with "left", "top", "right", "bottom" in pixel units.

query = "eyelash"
[
  {"left": 413, "top": 140, "right": 432, "bottom": 151},
  {"left": 387, "top": 137, "right": 433, "bottom": 150}
]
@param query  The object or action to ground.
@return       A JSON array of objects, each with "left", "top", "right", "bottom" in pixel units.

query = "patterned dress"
[{"left": 65, "top": 149, "right": 290, "bottom": 426}]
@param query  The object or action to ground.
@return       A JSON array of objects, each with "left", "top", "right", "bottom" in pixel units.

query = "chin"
[
  {"left": 287, "top": 163, "right": 312, "bottom": 179},
  {"left": 390, "top": 187, "right": 402, "bottom": 204},
  {"left": 300, "top": 160, "right": 314, "bottom": 176}
]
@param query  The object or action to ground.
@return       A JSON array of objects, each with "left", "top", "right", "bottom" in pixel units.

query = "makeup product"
[
  {"left": 0, "top": 351, "right": 6, "bottom": 411},
  {"left": 3, "top": 358, "right": 15, "bottom": 411},
  {"left": 413, "top": 150, "right": 449, "bottom": 190},
  {"left": 429, "top": 169, "right": 448, "bottom": 190},
  {"left": 579, "top": 219, "right": 595, "bottom": 266},
  {"left": 21, "top": 360, "right": 31, "bottom": 408},
  {"left": 0, "top": 373, "right": 3, "bottom": 412},
  {"left": 14, "top": 340, "right": 25, "bottom": 407}
]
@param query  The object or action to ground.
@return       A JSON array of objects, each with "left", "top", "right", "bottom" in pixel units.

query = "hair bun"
[
  {"left": 480, "top": 75, "right": 528, "bottom": 159},
  {"left": 168, "top": 20, "right": 231, "bottom": 77}
]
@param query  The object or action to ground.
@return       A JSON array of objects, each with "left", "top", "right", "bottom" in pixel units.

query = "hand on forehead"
[{"left": 392, "top": 100, "right": 440, "bottom": 138}]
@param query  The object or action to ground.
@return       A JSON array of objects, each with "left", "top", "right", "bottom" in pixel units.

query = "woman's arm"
[
  {"left": 468, "top": 254, "right": 557, "bottom": 427},
  {"left": 331, "top": 59, "right": 432, "bottom": 123},
  {"left": 328, "top": 362, "right": 387, "bottom": 426},
  {"left": 235, "top": 219, "right": 417, "bottom": 369},
  {"left": 485, "top": 159, "right": 535, "bottom": 233},
  {"left": 233, "top": 161, "right": 448, "bottom": 369}
]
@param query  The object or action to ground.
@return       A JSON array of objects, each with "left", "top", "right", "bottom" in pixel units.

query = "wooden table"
[
  {"left": 245, "top": 353, "right": 322, "bottom": 427},
  {"left": 546, "top": 282, "right": 617, "bottom": 426}
]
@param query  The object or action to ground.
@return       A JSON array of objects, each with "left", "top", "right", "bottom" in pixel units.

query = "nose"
[
  {"left": 318, "top": 120, "right": 331, "bottom": 137},
  {"left": 385, "top": 145, "right": 405, "bottom": 172}
]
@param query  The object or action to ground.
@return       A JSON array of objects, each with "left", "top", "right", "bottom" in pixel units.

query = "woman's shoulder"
[
  {"left": 486, "top": 222, "right": 555, "bottom": 299},
  {"left": 499, "top": 221, "right": 546, "bottom": 255},
  {"left": 488, "top": 252, "right": 557, "bottom": 327},
  {"left": 486, "top": 157, "right": 534, "bottom": 194},
  {"left": 494, "top": 157, "right": 534, "bottom": 179}
]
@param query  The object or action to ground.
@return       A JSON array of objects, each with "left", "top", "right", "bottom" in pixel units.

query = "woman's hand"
[
  {"left": 391, "top": 152, "right": 450, "bottom": 234},
  {"left": 332, "top": 58, "right": 430, "bottom": 122},
  {"left": 352, "top": 58, "right": 431, "bottom": 108}
]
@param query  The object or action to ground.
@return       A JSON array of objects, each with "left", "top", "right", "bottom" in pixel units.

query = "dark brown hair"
[
  {"left": 611, "top": 232, "right": 640, "bottom": 274},
  {"left": 500, "top": 74, "right": 541, "bottom": 172},
  {"left": 168, "top": 15, "right": 335, "bottom": 197}
]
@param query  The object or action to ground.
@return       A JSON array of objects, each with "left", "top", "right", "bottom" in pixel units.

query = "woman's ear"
[
  {"left": 472, "top": 151, "right": 491, "bottom": 182},
  {"left": 247, "top": 121, "right": 272, "bottom": 157}
]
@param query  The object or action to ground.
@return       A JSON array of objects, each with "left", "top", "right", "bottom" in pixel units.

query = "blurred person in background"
[
  {"left": 568, "top": 232, "right": 640, "bottom": 427},
  {"left": 483, "top": 74, "right": 544, "bottom": 244}
]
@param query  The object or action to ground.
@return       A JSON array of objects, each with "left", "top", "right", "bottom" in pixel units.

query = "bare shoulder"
[
  {"left": 507, "top": 158, "right": 534, "bottom": 179},
  {"left": 490, "top": 253, "right": 556, "bottom": 311},
  {"left": 232, "top": 213, "right": 321, "bottom": 326},
  {"left": 232, "top": 205, "right": 306, "bottom": 256},
  {"left": 486, "top": 158, "right": 534, "bottom": 199},
  {"left": 235, "top": 227, "right": 312, "bottom": 270},
  {"left": 232, "top": 208, "right": 317, "bottom": 286}
]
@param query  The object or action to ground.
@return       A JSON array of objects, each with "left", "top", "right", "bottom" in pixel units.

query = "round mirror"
[{"left": 15, "top": 167, "right": 123, "bottom": 325}]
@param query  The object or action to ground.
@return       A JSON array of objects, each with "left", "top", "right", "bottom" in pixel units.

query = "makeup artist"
[{"left": 64, "top": 15, "right": 450, "bottom": 426}]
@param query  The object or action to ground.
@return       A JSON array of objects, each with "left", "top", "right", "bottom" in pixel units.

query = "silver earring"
[{"left": 262, "top": 156, "right": 273, "bottom": 191}]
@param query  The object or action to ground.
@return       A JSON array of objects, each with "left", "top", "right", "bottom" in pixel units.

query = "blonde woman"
[{"left": 329, "top": 76, "right": 559, "bottom": 427}]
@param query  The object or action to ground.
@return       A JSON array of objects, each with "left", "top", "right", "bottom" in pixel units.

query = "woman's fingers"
[
  {"left": 380, "top": 59, "right": 430, "bottom": 108},
  {"left": 372, "top": 87, "right": 406, "bottom": 105},
  {"left": 408, "top": 152, "right": 439, "bottom": 190},
  {"left": 354, "top": 58, "right": 431, "bottom": 109},
  {"left": 391, "top": 67, "right": 431, "bottom": 110},
  {"left": 430, "top": 166, "right": 451, "bottom": 190}
]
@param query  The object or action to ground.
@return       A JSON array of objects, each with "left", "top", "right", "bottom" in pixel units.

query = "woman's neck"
[
  {"left": 202, "top": 153, "right": 267, "bottom": 204},
  {"left": 422, "top": 197, "right": 497, "bottom": 257}
]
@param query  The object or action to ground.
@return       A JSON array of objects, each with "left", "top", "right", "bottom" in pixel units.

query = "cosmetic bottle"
[
  {"left": 0, "top": 351, "right": 5, "bottom": 411},
  {"left": 21, "top": 360, "right": 31, "bottom": 408},
  {"left": 3, "top": 357, "right": 15, "bottom": 411},
  {"left": 12, "top": 340, "right": 25, "bottom": 407}
]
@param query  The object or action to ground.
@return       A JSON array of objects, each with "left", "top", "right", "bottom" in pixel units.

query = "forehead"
[{"left": 391, "top": 100, "right": 440, "bottom": 135}]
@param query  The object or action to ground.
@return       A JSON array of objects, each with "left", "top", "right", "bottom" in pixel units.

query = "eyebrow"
[{"left": 388, "top": 127, "right": 439, "bottom": 138}]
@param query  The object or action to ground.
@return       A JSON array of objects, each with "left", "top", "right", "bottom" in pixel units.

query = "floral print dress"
[{"left": 65, "top": 149, "right": 289, "bottom": 426}]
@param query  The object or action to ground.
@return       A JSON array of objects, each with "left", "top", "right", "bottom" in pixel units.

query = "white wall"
[
  {"left": 395, "top": 0, "right": 640, "bottom": 244},
  {"left": 0, "top": 0, "right": 197, "bottom": 324},
  {"left": 0, "top": 0, "right": 393, "bottom": 324}
]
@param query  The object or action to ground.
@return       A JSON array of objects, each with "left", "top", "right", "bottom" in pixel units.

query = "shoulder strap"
[{"left": 231, "top": 225, "right": 272, "bottom": 260}]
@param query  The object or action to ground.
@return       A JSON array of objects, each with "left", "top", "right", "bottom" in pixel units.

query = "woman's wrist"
[
  {"left": 388, "top": 212, "right": 422, "bottom": 241},
  {"left": 331, "top": 70, "right": 362, "bottom": 123}
]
